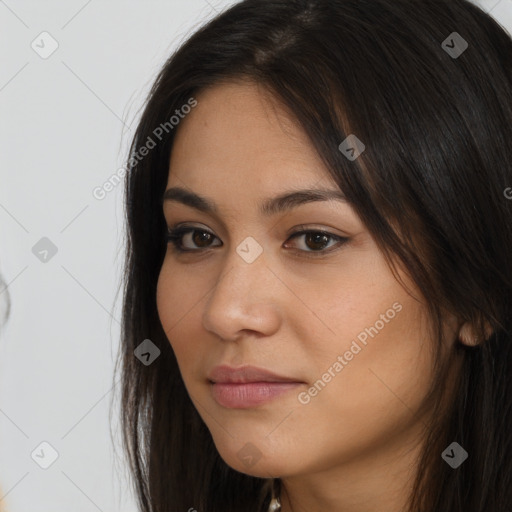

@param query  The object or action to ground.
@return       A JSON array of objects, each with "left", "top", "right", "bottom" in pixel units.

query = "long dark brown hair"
[{"left": 114, "top": 0, "right": 512, "bottom": 510}]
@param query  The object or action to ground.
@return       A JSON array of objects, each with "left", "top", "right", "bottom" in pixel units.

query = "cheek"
[
  {"left": 156, "top": 264, "right": 193, "bottom": 357},
  {"left": 310, "top": 295, "right": 434, "bottom": 439},
  {"left": 156, "top": 262, "right": 170, "bottom": 307},
  {"left": 156, "top": 263, "right": 210, "bottom": 373},
  {"left": 299, "top": 261, "right": 435, "bottom": 433},
  {"left": 156, "top": 267, "right": 173, "bottom": 334},
  {"left": 156, "top": 262, "right": 203, "bottom": 333}
]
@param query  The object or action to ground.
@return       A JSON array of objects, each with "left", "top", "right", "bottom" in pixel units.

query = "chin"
[
  {"left": 213, "top": 439, "right": 300, "bottom": 478},
  {"left": 223, "top": 455, "right": 289, "bottom": 478}
]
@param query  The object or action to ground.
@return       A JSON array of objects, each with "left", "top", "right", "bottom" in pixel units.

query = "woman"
[{"left": 116, "top": 0, "right": 512, "bottom": 510}]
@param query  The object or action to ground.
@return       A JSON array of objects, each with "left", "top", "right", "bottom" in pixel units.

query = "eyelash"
[{"left": 165, "top": 225, "right": 349, "bottom": 259}]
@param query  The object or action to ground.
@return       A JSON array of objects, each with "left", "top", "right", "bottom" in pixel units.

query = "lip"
[
  {"left": 210, "top": 382, "right": 302, "bottom": 408},
  {"left": 207, "top": 365, "right": 304, "bottom": 409},
  {"left": 208, "top": 364, "right": 301, "bottom": 384}
]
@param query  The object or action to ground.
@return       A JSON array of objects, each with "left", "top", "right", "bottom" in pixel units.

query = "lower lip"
[{"left": 210, "top": 381, "right": 302, "bottom": 408}]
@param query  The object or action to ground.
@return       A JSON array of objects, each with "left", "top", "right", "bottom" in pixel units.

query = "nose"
[{"left": 201, "top": 248, "right": 282, "bottom": 342}]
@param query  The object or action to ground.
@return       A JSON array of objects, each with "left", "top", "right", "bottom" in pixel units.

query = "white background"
[{"left": 0, "top": 0, "right": 511, "bottom": 511}]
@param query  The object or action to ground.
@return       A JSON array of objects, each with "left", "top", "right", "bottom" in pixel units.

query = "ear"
[{"left": 457, "top": 319, "right": 494, "bottom": 347}]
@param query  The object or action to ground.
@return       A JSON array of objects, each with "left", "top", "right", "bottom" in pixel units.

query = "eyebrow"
[{"left": 162, "top": 186, "right": 347, "bottom": 217}]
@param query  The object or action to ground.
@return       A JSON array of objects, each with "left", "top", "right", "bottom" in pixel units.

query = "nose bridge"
[
  {"left": 209, "top": 241, "right": 270, "bottom": 310},
  {"left": 202, "top": 240, "right": 281, "bottom": 339},
  {"left": 216, "top": 233, "right": 271, "bottom": 296}
]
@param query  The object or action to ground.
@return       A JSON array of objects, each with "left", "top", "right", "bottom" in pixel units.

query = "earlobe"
[
  {"left": 457, "top": 320, "right": 494, "bottom": 347},
  {"left": 458, "top": 322, "right": 480, "bottom": 346}
]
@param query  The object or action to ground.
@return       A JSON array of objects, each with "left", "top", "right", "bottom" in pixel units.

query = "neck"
[{"left": 278, "top": 422, "right": 425, "bottom": 512}]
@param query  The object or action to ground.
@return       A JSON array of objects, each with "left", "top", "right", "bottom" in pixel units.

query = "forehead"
[{"left": 166, "top": 81, "right": 333, "bottom": 194}]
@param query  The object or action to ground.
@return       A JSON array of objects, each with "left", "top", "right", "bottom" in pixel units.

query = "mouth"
[
  {"left": 207, "top": 364, "right": 302, "bottom": 384},
  {"left": 209, "top": 381, "right": 303, "bottom": 408},
  {"left": 207, "top": 364, "right": 304, "bottom": 408}
]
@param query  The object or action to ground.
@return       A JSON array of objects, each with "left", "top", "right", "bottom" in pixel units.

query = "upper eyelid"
[
  {"left": 162, "top": 199, "right": 355, "bottom": 236},
  {"left": 166, "top": 224, "right": 346, "bottom": 239}
]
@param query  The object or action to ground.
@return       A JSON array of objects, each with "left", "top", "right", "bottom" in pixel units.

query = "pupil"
[
  {"left": 194, "top": 231, "right": 212, "bottom": 247},
  {"left": 307, "top": 233, "right": 328, "bottom": 250}
]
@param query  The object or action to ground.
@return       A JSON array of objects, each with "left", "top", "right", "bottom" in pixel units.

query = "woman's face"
[{"left": 156, "top": 81, "right": 457, "bottom": 480}]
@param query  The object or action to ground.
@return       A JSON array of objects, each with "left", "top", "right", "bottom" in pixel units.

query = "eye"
[
  {"left": 166, "top": 226, "right": 221, "bottom": 252},
  {"left": 285, "top": 228, "right": 348, "bottom": 256},
  {"left": 165, "top": 224, "right": 349, "bottom": 257}
]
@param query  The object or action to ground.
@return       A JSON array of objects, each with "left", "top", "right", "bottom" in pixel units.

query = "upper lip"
[{"left": 208, "top": 365, "right": 302, "bottom": 384}]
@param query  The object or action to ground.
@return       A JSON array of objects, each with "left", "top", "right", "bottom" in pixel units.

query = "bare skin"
[{"left": 156, "top": 80, "right": 468, "bottom": 512}]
